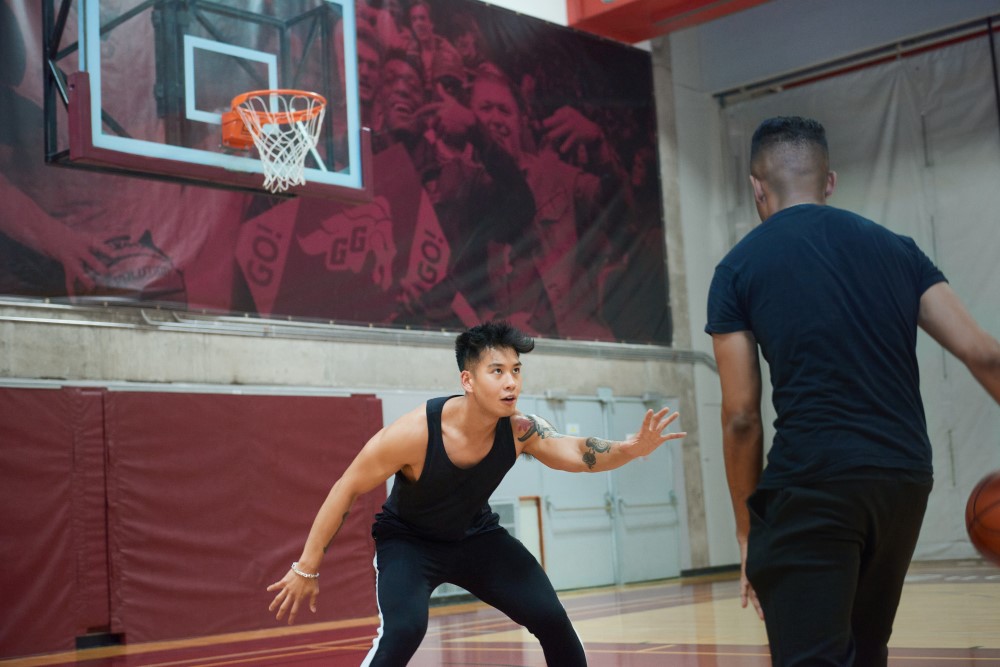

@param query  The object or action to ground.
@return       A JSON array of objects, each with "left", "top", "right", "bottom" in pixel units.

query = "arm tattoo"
[
  {"left": 517, "top": 414, "right": 563, "bottom": 442},
  {"left": 323, "top": 511, "right": 350, "bottom": 553},
  {"left": 582, "top": 437, "right": 615, "bottom": 470}
]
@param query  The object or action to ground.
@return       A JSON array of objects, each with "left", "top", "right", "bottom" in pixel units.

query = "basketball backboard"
[{"left": 44, "top": 0, "right": 371, "bottom": 201}]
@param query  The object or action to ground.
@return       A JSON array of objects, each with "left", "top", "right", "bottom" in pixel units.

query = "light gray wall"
[
  {"left": 654, "top": 42, "right": 739, "bottom": 567},
  {"left": 649, "top": 39, "right": 712, "bottom": 572},
  {"left": 0, "top": 301, "right": 699, "bottom": 398}
]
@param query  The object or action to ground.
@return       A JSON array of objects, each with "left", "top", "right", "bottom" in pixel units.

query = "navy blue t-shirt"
[{"left": 705, "top": 204, "right": 946, "bottom": 488}]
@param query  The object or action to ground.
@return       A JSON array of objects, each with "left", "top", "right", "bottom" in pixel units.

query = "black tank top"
[{"left": 373, "top": 396, "right": 517, "bottom": 542}]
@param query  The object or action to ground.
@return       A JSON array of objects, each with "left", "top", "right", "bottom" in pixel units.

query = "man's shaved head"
[{"left": 750, "top": 116, "right": 830, "bottom": 199}]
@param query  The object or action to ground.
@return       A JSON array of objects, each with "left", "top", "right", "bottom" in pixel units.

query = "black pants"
[
  {"left": 361, "top": 528, "right": 587, "bottom": 666},
  {"left": 746, "top": 478, "right": 932, "bottom": 667}
]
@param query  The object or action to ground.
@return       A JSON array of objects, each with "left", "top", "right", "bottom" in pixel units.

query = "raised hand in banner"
[
  {"left": 537, "top": 104, "right": 633, "bottom": 212},
  {"left": 0, "top": 174, "right": 102, "bottom": 296},
  {"left": 55, "top": 231, "right": 103, "bottom": 297},
  {"left": 539, "top": 106, "right": 629, "bottom": 185},
  {"left": 418, "top": 82, "right": 477, "bottom": 153},
  {"left": 540, "top": 106, "right": 604, "bottom": 157}
]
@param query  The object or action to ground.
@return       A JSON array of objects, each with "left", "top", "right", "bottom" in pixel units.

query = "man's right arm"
[
  {"left": 266, "top": 407, "right": 425, "bottom": 624},
  {"left": 712, "top": 330, "right": 765, "bottom": 619},
  {"left": 918, "top": 282, "right": 1000, "bottom": 404}
]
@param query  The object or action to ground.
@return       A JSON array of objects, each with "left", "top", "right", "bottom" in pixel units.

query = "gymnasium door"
[
  {"left": 535, "top": 395, "right": 683, "bottom": 589},
  {"left": 609, "top": 398, "right": 683, "bottom": 584}
]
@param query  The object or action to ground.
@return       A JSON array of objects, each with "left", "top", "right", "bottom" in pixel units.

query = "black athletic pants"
[
  {"left": 361, "top": 528, "right": 587, "bottom": 666},
  {"left": 745, "top": 477, "right": 932, "bottom": 667}
]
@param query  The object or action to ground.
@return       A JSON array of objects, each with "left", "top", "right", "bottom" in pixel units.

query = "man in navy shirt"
[{"left": 706, "top": 116, "right": 1000, "bottom": 665}]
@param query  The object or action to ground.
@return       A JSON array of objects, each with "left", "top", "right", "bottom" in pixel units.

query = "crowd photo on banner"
[{"left": 0, "top": 0, "right": 673, "bottom": 345}]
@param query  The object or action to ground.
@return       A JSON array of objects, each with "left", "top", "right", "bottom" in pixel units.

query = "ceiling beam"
[{"left": 568, "top": 0, "right": 772, "bottom": 44}]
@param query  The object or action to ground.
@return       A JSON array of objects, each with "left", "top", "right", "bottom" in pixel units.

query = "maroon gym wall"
[
  {"left": 0, "top": 387, "right": 107, "bottom": 657},
  {"left": 0, "top": 388, "right": 385, "bottom": 658}
]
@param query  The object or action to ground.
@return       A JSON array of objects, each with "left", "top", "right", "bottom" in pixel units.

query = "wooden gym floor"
[{"left": 4, "top": 560, "right": 999, "bottom": 666}]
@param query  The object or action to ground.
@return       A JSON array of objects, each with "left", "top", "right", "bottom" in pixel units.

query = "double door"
[{"left": 502, "top": 393, "right": 683, "bottom": 590}]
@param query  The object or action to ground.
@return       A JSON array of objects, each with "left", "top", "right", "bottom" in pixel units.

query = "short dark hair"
[
  {"left": 750, "top": 116, "right": 828, "bottom": 167},
  {"left": 455, "top": 320, "right": 535, "bottom": 371},
  {"left": 382, "top": 47, "right": 425, "bottom": 85}
]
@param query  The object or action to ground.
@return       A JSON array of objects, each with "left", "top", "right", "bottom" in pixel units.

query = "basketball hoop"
[{"left": 222, "top": 89, "right": 327, "bottom": 194}]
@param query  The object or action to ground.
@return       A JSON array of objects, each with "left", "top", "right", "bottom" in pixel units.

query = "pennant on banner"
[
  {"left": 234, "top": 200, "right": 300, "bottom": 317},
  {"left": 400, "top": 188, "right": 451, "bottom": 303}
]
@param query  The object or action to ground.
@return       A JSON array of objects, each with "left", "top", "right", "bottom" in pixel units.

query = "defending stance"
[
  {"left": 707, "top": 116, "right": 1000, "bottom": 665},
  {"left": 267, "top": 320, "right": 685, "bottom": 665}
]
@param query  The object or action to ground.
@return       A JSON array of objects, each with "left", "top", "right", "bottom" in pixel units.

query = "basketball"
[{"left": 966, "top": 470, "right": 1000, "bottom": 567}]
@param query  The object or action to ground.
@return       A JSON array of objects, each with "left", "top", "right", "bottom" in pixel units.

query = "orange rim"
[{"left": 230, "top": 89, "right": 327, "bottom": 124}]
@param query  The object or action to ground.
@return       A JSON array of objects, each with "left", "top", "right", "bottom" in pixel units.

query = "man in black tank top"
[{"left": 266, "top": 320, "right": 686, "bottom": 665}]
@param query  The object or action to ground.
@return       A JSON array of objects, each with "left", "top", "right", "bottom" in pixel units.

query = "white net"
[{"left": 234, "top": 91, "right": 326, "bottom": 193}]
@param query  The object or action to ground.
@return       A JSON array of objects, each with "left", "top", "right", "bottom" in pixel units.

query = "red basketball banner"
[{"left": 1, "top": 0, "right": 671, "bottom": 344}]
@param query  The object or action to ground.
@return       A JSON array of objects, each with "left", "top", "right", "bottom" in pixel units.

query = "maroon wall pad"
[
  {"left": 103, "top": 391, "right": 385, "bottom": 642},
  {"left": 0, "top": 387, "right": 106, "bottom": 656}
]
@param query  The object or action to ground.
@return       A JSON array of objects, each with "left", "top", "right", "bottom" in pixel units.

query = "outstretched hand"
[
  {"left": 621, "top": 407, "right": 685, "bottom": 460},
  {"left": 266, "top": 568, "right": 319, "bottom": 625}
]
